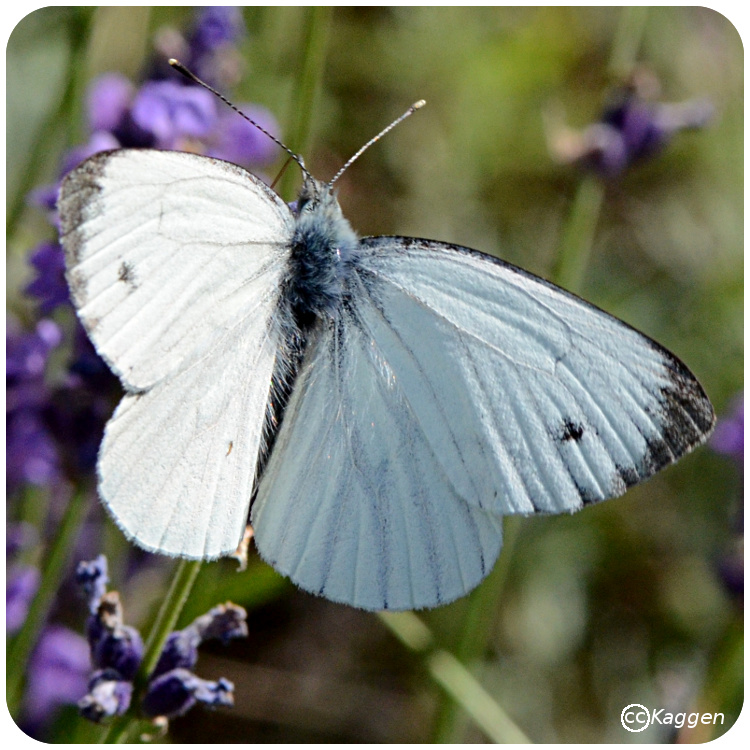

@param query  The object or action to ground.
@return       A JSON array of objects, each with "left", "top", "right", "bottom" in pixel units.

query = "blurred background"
[{"left": 6, "top": 6, "right": 743, "bottom": 743}]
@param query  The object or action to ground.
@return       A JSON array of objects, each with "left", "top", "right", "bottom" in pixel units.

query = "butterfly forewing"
[
  {"left": 357, "top": 237, "right": 715, "bottom": 513},
  {"left": 59, "top": 149, "right": 294, "bottom": 390}
]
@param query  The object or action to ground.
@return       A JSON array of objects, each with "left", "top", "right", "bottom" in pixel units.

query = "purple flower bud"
[
  {"left": 194, "top": 602, "right": 249, "bottom": 644},
  {"left": 87, "top": 73, "right": 134, "bottom": 133},
  {"left": 86, "top": 591, "right": 144, "bottom": 680},
  {"left": 131, "top": 80, "right": 217, "bottom": 148},
  {"left": 142, "top": 668, "right": 234, "bottom": 718},
  {"left": 6, "top": 565, "right": 41, "bottom": 634},
  {"left": 151, "top": 630, "right": 200, "bottom": 678},
  {"left": 208, "top": 104, "right": 280, "bottom": 167},
  {"left": 78, "top": 668, "right": 133, "bottom": 722},
  {"left": 152, "top": 602, "right": 247, "bottom": 678},
  {"left": 25, "top": 242, "right": 69, "bottom": 313},
  {"left": 600, "top": 98, "right": 665, "bottom": 166},
  {"left": 76, "top": 555, "right": 109, "bottom": 613},
  {"left": 711, "top": 393, "right": 744, "bottom": 465},
  {"left": 189, "top": 6, "right": 245, "bottom": 54}
]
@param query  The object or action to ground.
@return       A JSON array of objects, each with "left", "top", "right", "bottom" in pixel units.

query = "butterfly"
[{"left": 58, "top": 82, "right": 714, "bottom": 612}]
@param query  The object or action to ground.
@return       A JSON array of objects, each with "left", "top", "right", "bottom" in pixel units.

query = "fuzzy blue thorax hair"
[{"left": 287, "top": 178, "right": 360, "bottom": 324}]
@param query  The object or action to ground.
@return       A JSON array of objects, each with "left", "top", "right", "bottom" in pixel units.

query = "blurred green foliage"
[{"left": 7, "top": 6, "right": 742, "bottom": 743}]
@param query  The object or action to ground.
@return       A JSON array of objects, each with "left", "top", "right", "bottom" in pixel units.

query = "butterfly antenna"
[
  {"left": 328, "top": 100, "right": 426, "bottom": 188},
  {"left": 169, "top": 58, "right": 313, "bottom": 184}
]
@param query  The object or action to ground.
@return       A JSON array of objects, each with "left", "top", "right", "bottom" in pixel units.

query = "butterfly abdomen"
[{"left": 251, "top": 183, "right": 363, "bottom": 499}]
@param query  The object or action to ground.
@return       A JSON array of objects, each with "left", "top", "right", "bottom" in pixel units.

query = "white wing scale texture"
[
  {"left": 59, "top": 150, "right": 293, "bottom": 558},
  {"left": 61, "top": 150, "right": 292, "bottom": 390}
]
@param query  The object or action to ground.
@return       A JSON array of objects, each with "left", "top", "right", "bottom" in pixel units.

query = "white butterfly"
[{"left": 58, "top": 112, "right": 714, "bottom": 611}]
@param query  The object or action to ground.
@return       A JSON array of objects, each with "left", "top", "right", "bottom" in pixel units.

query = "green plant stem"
[
  {"left": 551, "top": 176, "right": 606, "bottom": 293},
  {"left": 380, "top": 611, "right": 531, "bottom": 744},
  {"left": 608, "top": 6, "right": 650, "bottom": 79},
  {"left": 99, "top": 559, "right": 203, "bottom": 743},
  {"left": 277, "top": 6, "right": 332, "bottom": 201},
  {"left": 430, "top": 517, "right": 522, "bottom": 742},
  {"left": 6, "top": 488, "right": 90, "bottom": 716},
  {"left": 6, "top": 8, "right": 90, "bottom": 238}
]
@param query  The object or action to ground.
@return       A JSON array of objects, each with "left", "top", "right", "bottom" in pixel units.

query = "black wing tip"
[{"left": 637, "top": 362, "right": 715, "bottom": 480}]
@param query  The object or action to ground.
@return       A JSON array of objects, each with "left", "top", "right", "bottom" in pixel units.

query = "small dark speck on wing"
[
  {"left": 559, "top": 418, "right": 585, "bottom": 443},
  {"left": 118, "top": 261, "right": 138, "bottom": 290}
]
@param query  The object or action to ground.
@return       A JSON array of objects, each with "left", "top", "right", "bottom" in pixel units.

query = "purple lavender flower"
[
  {"left": 79, "top": 669, "right": 134, "bottom": 722},
  {"left": 25, "top": 242, "right": 69, "bottom": 313},
  {"left": 185, "top": 6, "right": 246, "bottom": 89},
  {"left": 75, "top": 575, "right": 143, "bottom": 723},
  {"left": 23, "top": 626, "right": 91, "bottom": 728},
  {"left": 710, "top": 393, "right": 743, "bottom": 465},
  {"left": 547, "top": 70, "right": 713, "bottom": 177},
  {"left": 85, "top": 590, "right": 144, "bottom": 681},
  {"left": 152, "top": 602, "right": 248, "bottom": 678},
  {"left": 6, "top": 565, "right": 41, "bottom": 635},
  {"left": 131, "top": 80, "right": 218, "bottom": 148},
  {"left": 142, "top": 669, "right": 234, "bottom": 719},
  {"left": 75, "top": 556, "right": 246, "bottom": 723},
  {"left": 140, "top": 601, "right": 246, "bottom": 719},
  {"left": 87, "top": 72, "right": 135, "bottom": 133},
  {"left": 189, "top": 6, "right": 245, "bottom": 54},
  {"left": 7, "top": 319, "right": 63, "bottom": 489}
]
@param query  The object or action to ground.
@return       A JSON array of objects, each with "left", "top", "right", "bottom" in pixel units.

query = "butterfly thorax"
[{"left": 285, "top": 178, "right": 360, "bottom": 328}]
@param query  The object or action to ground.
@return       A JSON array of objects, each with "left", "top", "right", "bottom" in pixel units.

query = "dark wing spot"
[
  {"left": 118, "top": 261, "right": 138, "bottom": 290},
  {"left": 559, "top": 418, "right": 585, "bottom": 443}
]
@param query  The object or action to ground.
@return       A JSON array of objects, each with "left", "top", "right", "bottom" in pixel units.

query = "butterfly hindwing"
[
  {"left": 99, "top": 309, "right": 281, "bottom": 558},
  {"left": 251, "top": 303, "right": 505, "bottom": 611}
]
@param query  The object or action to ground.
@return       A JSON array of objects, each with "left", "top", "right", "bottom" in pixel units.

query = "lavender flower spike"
[{"left": 142, "top": 668, "right": 234, "bottom": 719}]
